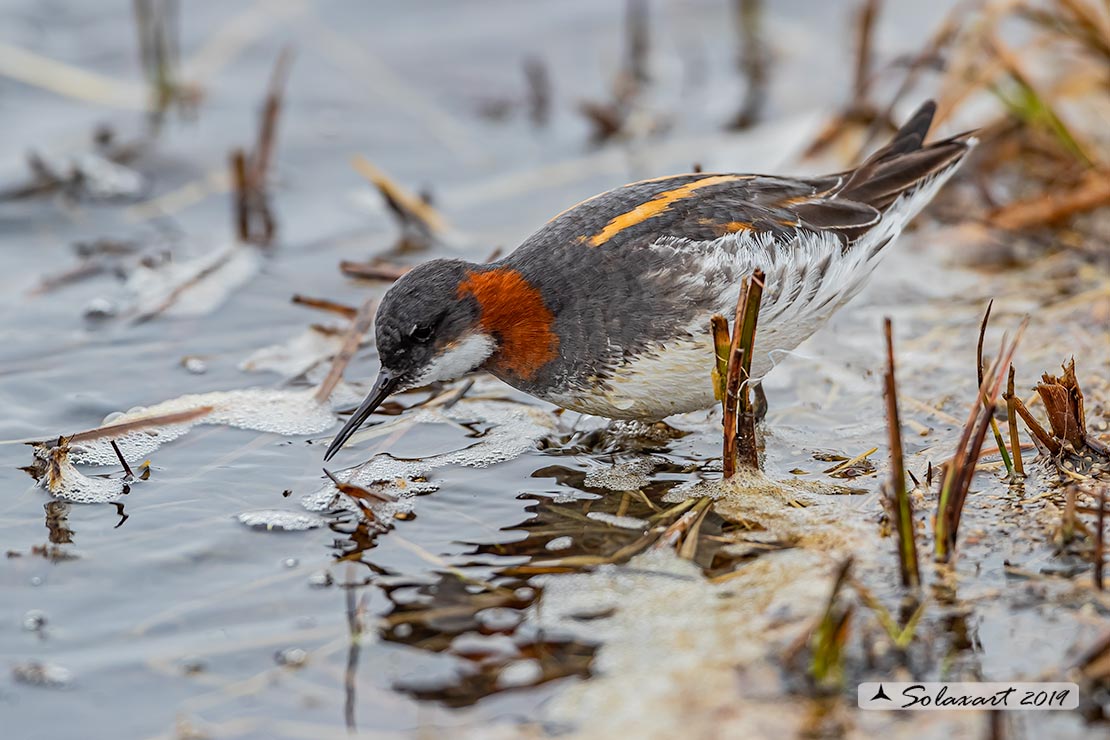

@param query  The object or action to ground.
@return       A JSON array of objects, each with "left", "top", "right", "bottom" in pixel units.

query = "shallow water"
[{"left": 2, "top": 1, "right": 1108, "bottom": 739}]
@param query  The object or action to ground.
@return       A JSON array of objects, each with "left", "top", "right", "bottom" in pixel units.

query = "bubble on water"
[
  {"left": 282, "top": 558, "right": 299, "bottom": 569},
  {"left": 73, "top": 152, "right": 145, "bottom": 199},
  {"left": 475, "top": 607, "right": 522, "bottom": 631},
  {"left": 22, "top": 610, "right": 47, "bottom": 632},
  {"left": 584, "top": 458, "right": 656, "bottom": 491},
  {"left": 181, "top": 356, "right": 208, "bottom": 375},
  {"left": 83, "top": 297, "right": 118, "bottom": 320},
  {"left": 450, "top": 632, "right": 519, "bottom": 661},
  {"left": 307, "top": 571, "right": 333, "bottom": 589},
  {"left": 550, "top": 489, "right": 599, "bottom": 504},
  {"left": 236, "top": 510, "right": 326, "bottom": 532},
  {"left": 586, "top": 512, "right": 649, "bottom": 530},
  {"left": 497, "top": 659, "right": 543, "bottom": 688},
  {"left": 546, "top": 536, "right": 574, "bottom": 551},
  {"left": 274, "top": 647, "right": 308, "bottom": 668},
  {"left": 29, "top": 576, "right": 43, "bottom": 587},
  {"left": 12, "top": 661, "right": 73, "bottom": 688}
]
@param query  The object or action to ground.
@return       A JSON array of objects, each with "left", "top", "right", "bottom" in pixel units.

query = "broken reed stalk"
[
  {"left": 883, "top": 319, "right": 919, "bottom": 589},
  {"left": 853, "top": 0, "right": 881, "bottom": 107},
  {"left": 977, "top": 301, "right": 1014, "bottom": 477},
  {"left": 314, "top": 298, "right": 377, "bottom": 405},
  {"left": 934, "top": 320, "right": 1027, "bottom": 563},
  {"left": 718, "top": 269, "right": 765, "bottom": 478},
  {"left": 133, "top": 0, "right": 181, "bottom": 126},
  {"left": 1096, "top": 487, "right": 1105, "bottom": 591},
  {"left": 231, "top": 47, "right": 292, "bottom": 246},
  {"left": 729, "top": 0, "right": 768, "bottom": 129},
  {"left": 1004, "top": 364, "right": 1025, "bottom": 478}
]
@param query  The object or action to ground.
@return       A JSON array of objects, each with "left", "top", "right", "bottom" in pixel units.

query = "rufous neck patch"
[{"left": 457, "top": 268, "right": 559, "bottom": 380}]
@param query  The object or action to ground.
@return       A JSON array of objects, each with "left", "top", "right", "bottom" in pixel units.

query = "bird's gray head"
[{"left": 324, "top": 259, "right": 493, "bottom": 460}]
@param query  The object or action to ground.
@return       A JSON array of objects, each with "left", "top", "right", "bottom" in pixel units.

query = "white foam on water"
[
  {"left": 124, "top": 242, "right": 260, "bottom": 319},
  {"left": 38, "top": 454, "right": 130, "bottom": 504},
  {"left": 585, "top": 512, "right": 649, "bottom": 530},
  {"left": 303, "top": 398, "right": 556, "bottom": 520},
  {"left": 236, "top": 510, "right": 328, "bottom": 531},
  {"left": 583, "top": 457, "right": 656, "bottom": 491},
  {"left": 240, "top": 325, "right": 348, "bottom": 378},
  {"left": 67, "top": 387, "right": 336, "bottom": 467}
]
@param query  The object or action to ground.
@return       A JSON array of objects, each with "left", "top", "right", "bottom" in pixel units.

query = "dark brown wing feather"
[{"left": 525, "top": 100, "right": 972, "bottom": 254}]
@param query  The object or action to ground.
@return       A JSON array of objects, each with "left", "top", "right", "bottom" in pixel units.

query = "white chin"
[{"left": 416, "top": 332, "right": 495, "bottom": 385}]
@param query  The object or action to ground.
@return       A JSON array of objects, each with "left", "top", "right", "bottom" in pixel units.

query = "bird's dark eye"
[{"left": 410, "top": 324, "right": 433, "bottom": 343}]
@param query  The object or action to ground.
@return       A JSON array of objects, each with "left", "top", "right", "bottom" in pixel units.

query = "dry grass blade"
[
  {"left": 934, "top": 319, "right": 1027, "bottom": 563},
  {"left": 314, "top": 298, "right": 377, "bottom": 404},
  {"left": 351, "top": 155, "right": 447, "bottom": 252},
  {"left": 883, "top": 318, "right": 919, "bottom": 589},
  {"left": 987, "top": 170, "right": 1110, "bottom": 231},
  {"left": 322, "top": 468, "right": 397, "bottom": 505},
  {"left": 339, "top": 260, "right": 411, "bottom": 282},
  {"left": 60, "top": 406, "right": 213, "bottom": 445},
  {"left": 133, "top": 0, "right": 184, "bottom": 127},
  {"left": 988, "top": 34, "right": 1096, "bottom": 167},
  {"left": 291, "top": 294, "right": 358, "bottom": 319},
  {"left": 809, "top": 558, "right": 854, "bottom": 688}
]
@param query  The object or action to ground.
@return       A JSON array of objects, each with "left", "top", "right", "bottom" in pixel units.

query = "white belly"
[{"left": 542, "top": 320, "right": 817, "bottom": 420}]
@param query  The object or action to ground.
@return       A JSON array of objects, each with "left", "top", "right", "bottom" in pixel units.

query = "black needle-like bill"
[{"left": 323, "top": 370, "right": 400, "bottom": 462}]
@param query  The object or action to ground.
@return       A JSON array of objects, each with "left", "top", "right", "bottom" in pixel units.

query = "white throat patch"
[{"left": 417, "top": 332, "right": 495, "bottom": 385}]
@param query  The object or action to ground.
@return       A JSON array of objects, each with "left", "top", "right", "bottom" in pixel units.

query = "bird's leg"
[{"left": 751, "top": 381, "right": 769, "bottom": 423}]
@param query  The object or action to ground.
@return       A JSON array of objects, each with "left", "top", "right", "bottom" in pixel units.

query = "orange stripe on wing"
[{"left": 585, "top": 174, "right": 745, "bottom": 246}]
